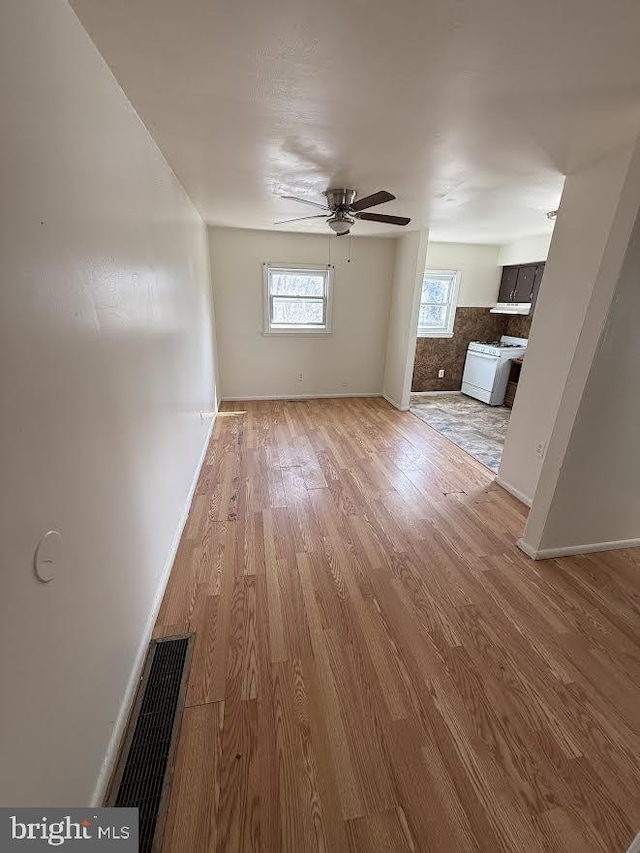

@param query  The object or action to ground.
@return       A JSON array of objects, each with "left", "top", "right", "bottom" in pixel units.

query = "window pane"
[
  {"left": 421, "top": 277, "right": 451, "bottom": 304},
  {"left": 419, "top": 304, "right": 447, "bottom": 329},
  {"left": 270, "top": 272, "right": 325, "bottom": 297},
  {"left": 272, "top": 298, "right": 324, "bottom": 326}
]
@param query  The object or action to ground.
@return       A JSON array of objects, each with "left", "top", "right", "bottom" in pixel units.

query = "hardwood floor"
[{"left": 156, "top": 397, "right": 640, "bottom": 853}]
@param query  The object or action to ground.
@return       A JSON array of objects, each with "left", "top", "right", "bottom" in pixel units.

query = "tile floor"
[{"left": 410, "top": 392, "right": 510, "bottom": 472}]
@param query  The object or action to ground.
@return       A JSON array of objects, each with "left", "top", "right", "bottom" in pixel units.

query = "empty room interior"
[{"left": 2, "top": 0, "right": 640, "bottom": 851}]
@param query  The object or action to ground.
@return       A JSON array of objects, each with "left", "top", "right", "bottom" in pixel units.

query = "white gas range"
[{"left": 461, "top": 335, "right": 528, "bottom": 406}]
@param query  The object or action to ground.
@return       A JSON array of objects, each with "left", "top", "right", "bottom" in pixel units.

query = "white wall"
[
  {"left": 499, "top": 140, "right": 640, "bottom": 508},
  {"left": 383, "top": 231, "right": 429, "bottom": 409},
  {"left": 0, "top": 0, "right": 217, "bottom": 806},
  {"left": 209, "top": 227, "right": 396, "bottom": 399},
  {"left": 535, "top": 207, "right": 640, "bottom": 550},
  {"left": 426, "top": 242, "right": 501, "bottom": 306},
  {"left": 498, "top": 232, "right": 553, "bottom": 267}
]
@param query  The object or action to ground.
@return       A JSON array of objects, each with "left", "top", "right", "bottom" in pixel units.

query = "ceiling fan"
[{"left": 276, "top": 188, "right": 411, "bottom": 235}]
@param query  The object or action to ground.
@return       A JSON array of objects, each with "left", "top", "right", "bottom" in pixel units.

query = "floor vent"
[{"left": 106, "top": 634, "right": 194, "bottom": 853}]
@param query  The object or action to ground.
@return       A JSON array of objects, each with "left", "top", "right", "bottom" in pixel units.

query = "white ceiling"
[{"left": 70, "top": 0, "right": 640, "bottom": 243}]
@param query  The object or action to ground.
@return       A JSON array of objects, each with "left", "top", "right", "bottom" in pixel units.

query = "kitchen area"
[{"left": 410, "top": 238, "right": 551, "bottom": 472}]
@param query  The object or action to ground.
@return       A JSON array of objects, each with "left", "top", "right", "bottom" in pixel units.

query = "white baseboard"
[
  {"left": 383, "top": 393, "right": 409, "bottom": 411},
  {"left": 516, "top": 538, "right": 538, "bottom": 559},
  {"left": 517, "top": 536, "right": 640, "bottom": 561},
  {"left": 495, "top": 476, "right": 533, "bottom": 508},
  {"left": 220, "top": 392, "right": 381, "bottom": 402},
  {"left": 90, "top": 414, "right": 216, "bottom": 807}
]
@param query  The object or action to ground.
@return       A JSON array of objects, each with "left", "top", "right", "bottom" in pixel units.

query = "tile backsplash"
[
  {"left": 412, "top": 307, "right": 533, "bottom": 393},
  {"left": 504, "top": 313, "right": 533, "bottom": 339}
]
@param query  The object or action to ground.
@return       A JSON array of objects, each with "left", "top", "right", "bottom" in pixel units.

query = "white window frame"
[
  {"left": 263, "top": 263, "right": 333, "bottom": 335},
  {"left": 417, "top": 269, "right": 460, "bottom": 338}
]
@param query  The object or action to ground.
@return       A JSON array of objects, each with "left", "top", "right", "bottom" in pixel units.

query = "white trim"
[
  {"left": 383, "top": 393, "right": 409, "bottom": 411},
  {"left": 516, "top": 538, "right": 538, "bottom": 559},
  {"left": 220, "top": 392, "right": 381, "bottom": 402},
  {"left": 264, "top": 261, "right": 331, "bottom": 270},
  {"left": 263, "top": 262, "right": 333, "bottom": 334},
  {"left": 517, "top": 536, "right": 640, "bottom": 561},
  {"left": 417, "top": 269, "right": 461, "bottom": 337},
  {"left": 495, "top": 476, "right": 533, "bottom": 508},
  {"left": 261, "top": 331, "right": 333, "bottom": 337},
  {"left": 90, "top": 414, "right": 216, "bottom": 807}
]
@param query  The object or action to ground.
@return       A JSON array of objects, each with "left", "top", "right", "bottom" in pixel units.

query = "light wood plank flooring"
[{"left": 156, "top": 397, "right": 640, "bottom": 853}]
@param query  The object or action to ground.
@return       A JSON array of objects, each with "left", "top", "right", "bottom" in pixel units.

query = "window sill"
[
  {"left": 416, "top": 332, "right": 454, "bottom": 339},
  {"left": 262, "top": 329, "right": 333, "bottom": 337}
]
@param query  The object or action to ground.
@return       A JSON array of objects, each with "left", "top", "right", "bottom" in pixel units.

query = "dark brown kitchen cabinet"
[
  {"left": 498, "top": 261, "right": 545, "bottom": 309},
  {"left": 498, "top": 266, "right": 519, "bottom": 303},
  {"left": 531, "top": 262, "right": 545, "bottom": 311},
  {"left": 513, "top": 264, "right": 536, "bottom": 302}
]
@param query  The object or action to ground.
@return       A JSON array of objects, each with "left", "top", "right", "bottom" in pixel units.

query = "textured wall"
[
  {"left": 498, "top": 233, "right": 552, "bottom": 266},
  {"left": 210, "top": 227, "right": 396, "bottom": 400},
  {"left": 536, "top": 204, "right": 640, "bottom": 549},
  {"left": 501, "top": 140, "right": 640, "bottom": 509},
  {"left": 0, "top": 0, "right": 217, "bottom": 806},
  {"left": 384, "top": 231, "right": 429, "bottom": 409},
  {"left": 412, "top": 308, "right": 507, "bottom": 392},
  {"left": 425, "top": 243, "right": 501, "bottom": 306}
]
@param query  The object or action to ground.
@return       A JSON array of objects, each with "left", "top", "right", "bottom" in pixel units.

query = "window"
[
  {"left": 417, "top": 270, "right": 460, "bottom": 337},
  {"left": 263, "top": 264, "right": 333, "bottom": 334}
]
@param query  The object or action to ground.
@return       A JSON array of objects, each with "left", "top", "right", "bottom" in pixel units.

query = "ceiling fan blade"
[
  {"left": 350, "top": 190, "right": 396, "bottom": 212},
  {"left": 355, "top": 212, "right": 411, "bottom": 226},
  {"left": 280, "top": 195, "right": 329, "bottom": 211},
  {"left": 274, "top": 214, "right": 328, "bottom": 224}
]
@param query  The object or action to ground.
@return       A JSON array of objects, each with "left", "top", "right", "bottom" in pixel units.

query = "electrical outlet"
[
  {"left": 535, "top": 441, "right": 546, "bottom": 458},
  {"left": 342, "top": 380, "right": 348, "bottom": 387},
  {"left": 438, "top": 369, "right": 445, "bottom": 378},
  {"left": 297, "top": 372, "right": 303, "bottom": 382}
]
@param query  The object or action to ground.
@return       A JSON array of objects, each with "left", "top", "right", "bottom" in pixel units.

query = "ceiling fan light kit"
[
  {"left": 327, "top": 213, "right": 355, "bottom": 234},
  {"left": 277, "top": 187, "right": 411, "bottom": 236}
]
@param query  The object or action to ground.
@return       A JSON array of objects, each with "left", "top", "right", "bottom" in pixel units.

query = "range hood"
[{"left": 490, "top": 302, "right": 531, "bottom": 315}]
